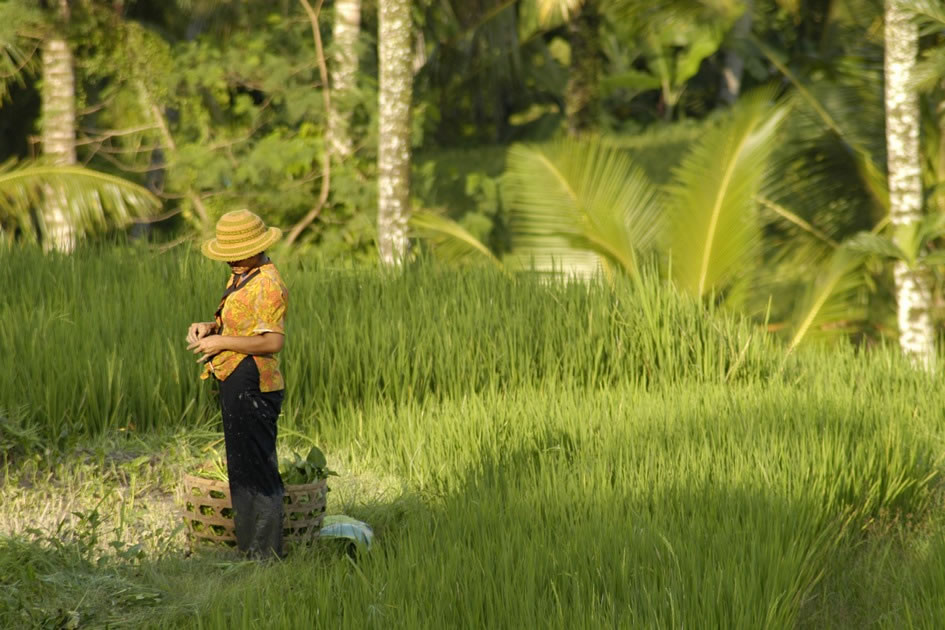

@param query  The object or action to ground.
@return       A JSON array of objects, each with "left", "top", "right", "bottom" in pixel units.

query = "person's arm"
[{"left": 187, "top": 332, "right": 284, "bottom": 363}]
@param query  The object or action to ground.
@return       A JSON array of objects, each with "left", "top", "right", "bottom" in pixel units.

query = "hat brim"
[{"left": 201, "top": 227, "right": 282, "bottom": 262}]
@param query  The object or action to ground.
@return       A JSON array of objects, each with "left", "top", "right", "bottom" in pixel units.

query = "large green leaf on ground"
[
  {"left": 0, "top": 160, "right": 161, "bottom": 242},
  {"left": 504, "top": 136, "right": 663, "bottom": 280},
  {"left": 665, "top": 89, "right": 787, "bottom": 302}
]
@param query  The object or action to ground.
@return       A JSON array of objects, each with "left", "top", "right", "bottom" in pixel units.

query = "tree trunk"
[
  {"left": 40, "top": 9, "right": 77, "bottom": 253},
  {"left": 329, "top": 0, "right": 360, "bottom": 160},
  {"left": 565, "top": 0, "right": 600, "bottom": 136},
  {"left": 719, "top": 0, "right": 752, "bottom": 106},
  {"left": 885, "top": 0, "right": 936, "bottom": 370},
  {"left": 377, "top": 0, "right": 412, "bottom": 266}
]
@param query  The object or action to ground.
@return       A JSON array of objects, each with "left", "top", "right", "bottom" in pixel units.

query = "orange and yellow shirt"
[{"left": 201, "top": 263, "right": 287, "bottom": 392}]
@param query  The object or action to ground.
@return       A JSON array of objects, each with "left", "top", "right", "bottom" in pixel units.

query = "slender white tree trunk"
[
  {"left": 377, "top": 0, "right": 412, "bottom": 266},
  {"left": 41, "top": 21, "right": 77, "bottom": 253},
  {"left": 719, "top": 0, "right": 752, "bottom": 106},
  {"left": 329, "top": 0, "right": 360, "bottom": 160},
  {"left": 885, "top": 0, "right": 936, "bottom": 370}
]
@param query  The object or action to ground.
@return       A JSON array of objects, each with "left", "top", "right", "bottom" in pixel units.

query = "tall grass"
[
  {"left": 2, "top": 244, "right": 780, "bottom": 444},
  {"left": 4, "top": 244, "right": 945, "bottom": 627},
  {"left": 175, "top": 383, "right": 942, "bottom": 627}
]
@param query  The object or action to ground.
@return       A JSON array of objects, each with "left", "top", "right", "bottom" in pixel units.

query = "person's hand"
[
  {"left": 187, "top": 335, "right": 225, "bottom": 363},
  {"left": 187, "top": 322, "right": 216, "bottom": 344}
]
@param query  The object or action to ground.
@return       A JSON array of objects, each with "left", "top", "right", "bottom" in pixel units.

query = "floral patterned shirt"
[{"left": 201, "top": 262, "right": 287, "bottom": 392}]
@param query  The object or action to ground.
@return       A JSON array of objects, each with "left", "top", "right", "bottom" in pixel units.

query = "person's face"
[{"left": 227, "top": 253, "right": 259, "bottom": 275}]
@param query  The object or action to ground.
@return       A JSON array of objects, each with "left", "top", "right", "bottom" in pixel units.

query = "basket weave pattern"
[{"left": 181, "top": 474, "right": 327, "bottom": 545}]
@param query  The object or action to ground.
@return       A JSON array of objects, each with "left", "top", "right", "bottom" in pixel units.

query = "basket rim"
[{"left": 181, "top": 473, "right": 328, "bottom": 493}]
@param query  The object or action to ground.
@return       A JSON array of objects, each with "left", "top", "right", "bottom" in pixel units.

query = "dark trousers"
[{"left": 218, "top": 356, "right": 285, "bottom": 559}]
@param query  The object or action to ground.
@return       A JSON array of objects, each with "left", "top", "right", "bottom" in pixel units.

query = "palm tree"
[
  {"left": 0, "top": 1, "right": 160, "bottom": 245},
  {"left": 0, "top": 160, "right": 160, "bottom": 244},
  {"left": 329, "top": 0, "right": 361, "bottom": 160},
  {"left": 377, "top": 0, "right": 413, "bottom": 266},
  {"left": 885, "top": 0, "right": 935, "bottom": 369},
  {"left": 40, "top": 0, "right": 78, "bottom": 252}
]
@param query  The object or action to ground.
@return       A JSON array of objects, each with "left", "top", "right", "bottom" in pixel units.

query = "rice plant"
[
  {"left": 3, "top": 244, "right": 945, "bottom": 628},
  {"left": 1, "top": 244, "right": 780, "bottom": 444}
]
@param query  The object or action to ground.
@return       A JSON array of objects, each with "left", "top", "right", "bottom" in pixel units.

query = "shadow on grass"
[
  {"left": 189, "top": 439, "right": 856, "bottom": 629},
  {"left": 0, "top": 483, "right": 428, "bottom": 629},
  {"left": 383, "top": 440, "right": 840, "bottom": 629}
]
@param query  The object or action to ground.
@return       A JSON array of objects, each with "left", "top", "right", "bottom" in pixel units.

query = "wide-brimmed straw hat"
[{"left": 201, "top": 210, "right": 282, "bottom": 262}]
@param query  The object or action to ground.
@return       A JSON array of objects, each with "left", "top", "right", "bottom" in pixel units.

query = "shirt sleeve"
[{"left": 252, "top": 276, "right": 287, "bottom": 336}]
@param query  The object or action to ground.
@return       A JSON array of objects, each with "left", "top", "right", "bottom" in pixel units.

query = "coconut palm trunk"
[
  {"left": 565, "top": 0, "right": 600, "bottom": 135},
  {"left": 885, "top": 0, "right": 936, "bottom": 370},
  {"left": 329, "top": 0, "right": 360, "bottom": 160},
  {"left": 377, "top": 0, "right": 412, "bottom": 266},
  {"left": 40, "top": 3, "right": 77, "bottom": 253}
]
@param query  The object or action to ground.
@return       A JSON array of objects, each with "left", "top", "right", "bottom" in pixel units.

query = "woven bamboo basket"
[{"left": 180, "top": 474, "right": 327, "bottom": 546}]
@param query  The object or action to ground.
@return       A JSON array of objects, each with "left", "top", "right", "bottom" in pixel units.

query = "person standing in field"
[{"left": 186, "top": 209, "right": 289, "bottom": 560}]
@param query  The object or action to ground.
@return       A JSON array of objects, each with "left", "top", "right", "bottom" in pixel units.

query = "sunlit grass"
[
  {"left": 3, "top": 245, "right": 945, "bottom": 628},
  {"left": 1, "top": 244, "right": 781, "bottom": 444}
]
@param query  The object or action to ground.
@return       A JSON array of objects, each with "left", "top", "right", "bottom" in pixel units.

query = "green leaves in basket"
[
  {"left": 279, "top": 446, "right": 337, "bottom": 485},
  {"left": 192, "top": 453, "right": 228, "bottom": 482}
]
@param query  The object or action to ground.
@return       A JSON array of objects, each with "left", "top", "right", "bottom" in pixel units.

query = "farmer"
[{"left": 186, "top": 209, "right": 288, "bottom": 559}]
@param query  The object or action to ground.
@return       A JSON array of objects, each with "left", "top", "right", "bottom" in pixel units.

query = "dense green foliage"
[{"left": 4, "top": 0, "right": 945, "bottom": 343}]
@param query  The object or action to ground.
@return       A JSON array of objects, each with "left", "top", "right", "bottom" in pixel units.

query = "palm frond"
[
  {"left": 761, "top": 69, "right": 886, "bottom": 284},
  {"left": 922, "top": 249, "right": 945, "bottom": 266},
  {"left": 0, "top": 160, "right": 161, "bottom": 242},
  {"left": 757, "top": 195, "right": 840, "bottom": 248},
  {"left": 752, "top": 35, "right": 889, "bottom": 213},
  {"left": 665, "top": 89, "right": 787, "bottom": 302},
  {"left": 0, "top": 39, "right": 38, "bottom": 100},
  {"left": 504, "top": 136, "right": 663, "bottom": 280},
  {"left": 0, "top": 1, "right": 44, "bottom": 101},
  {"left": 844, "top": 232, "right": 906, "bottom": 261},
  {"left": 840, "top": 213, "right": 945, "bottom": 268},
  {"left": 410, "top": 210, "right": 503, "bottom": 268},
  {"left": 787, "top": 246, "right": 869, "bottom": 351},
  {"left": 916, "top": 211, "right": 945, "bottom": 244},
  {"left": 912, "top": 45, "right": 945, "bottom": 92},
  {"left": 910, "top": 0, "right": 945, "bottom": 30}
]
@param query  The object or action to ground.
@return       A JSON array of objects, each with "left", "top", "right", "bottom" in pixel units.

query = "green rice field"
[{"left": 3, "top": 245, "right": 945, "bottom": 628}]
